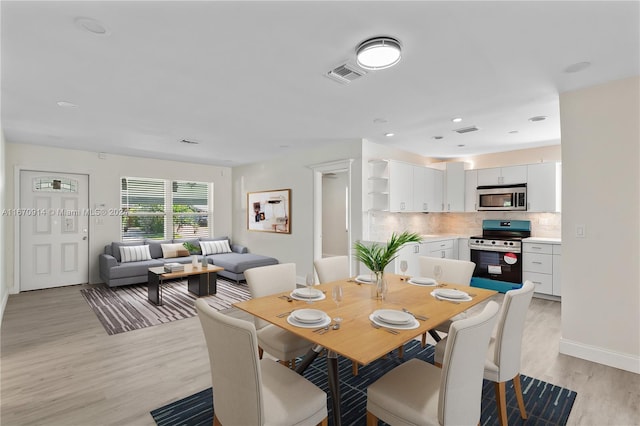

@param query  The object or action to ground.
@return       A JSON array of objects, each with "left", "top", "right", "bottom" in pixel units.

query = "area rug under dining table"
[{"left": 150, "top": 340, "right": 577, "bottom": 426}]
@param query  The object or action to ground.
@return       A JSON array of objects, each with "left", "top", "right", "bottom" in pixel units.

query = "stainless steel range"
[{"left": 470, "top": 220, "right": 531, "bottom": 292}]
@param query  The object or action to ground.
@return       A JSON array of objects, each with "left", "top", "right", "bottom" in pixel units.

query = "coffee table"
[{"left": 147, "top": 264, "right": 224, "bottom": 305}]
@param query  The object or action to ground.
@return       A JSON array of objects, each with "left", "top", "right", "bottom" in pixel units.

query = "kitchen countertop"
[{"left": 523, "top": 237, "right": 562, "bottom": 244}]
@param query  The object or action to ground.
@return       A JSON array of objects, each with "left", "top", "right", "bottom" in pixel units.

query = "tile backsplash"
[{"left": 366, "top": 211, "right": 561, "bottom": 242}]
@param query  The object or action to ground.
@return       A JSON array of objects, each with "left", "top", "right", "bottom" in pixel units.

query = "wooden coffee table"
[{"left": 147, "top": 264, "right": 224, "bottom": 306}]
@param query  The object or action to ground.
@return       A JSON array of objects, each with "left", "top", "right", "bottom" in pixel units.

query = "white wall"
[
  {"left": 0, "top": 131, "right": 7, "bottom": 322},
  {"left": 4, "top": 144, "right": 232, "bottom": 288},
  {"left": 559, "top": 76, "right": 640, "bottom": 373},
  {"left": 322, "top": 172, "right": 348, "bottom": 257},
  {"left": 232, "top": 140, "right": 362, "bottom": 281}
]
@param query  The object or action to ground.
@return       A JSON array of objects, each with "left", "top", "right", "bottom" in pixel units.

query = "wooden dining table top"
[{"left": 234, "top": 274, "right": 497, "bottom": 366}]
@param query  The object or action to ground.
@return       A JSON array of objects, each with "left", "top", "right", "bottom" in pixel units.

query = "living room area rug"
[
  {"left": 150, "top": 340, "right": 577, "bottom": 426},
  {"left": 80, "top": 278, "right": 251, "bottom": 335}
]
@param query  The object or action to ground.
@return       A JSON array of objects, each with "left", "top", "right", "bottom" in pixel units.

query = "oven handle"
[{"left": 470, "top": 246, "right": 521, "bottom": 254}]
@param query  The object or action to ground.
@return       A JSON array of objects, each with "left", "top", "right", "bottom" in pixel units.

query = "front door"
[{"left": 20, "top": 171, "right": 89, "bottom": 291}]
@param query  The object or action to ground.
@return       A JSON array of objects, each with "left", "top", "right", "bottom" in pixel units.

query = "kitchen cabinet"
[
  {"left": 523, "top": 240, "right": 561, "bottom": 297},
  {"left": 394, "top": 242, "right": 422, "bottom": 277},
  {"left": 458, "top": 237, "right": 470, "bottom": 261},
  {"left": 477, "top": 165, "right": 527, "bottom": 186},
  {"left": 423, "top": 239, "right": 456, "bottom": 260},
  {"left": 392, "top": 238, "right": 459, "bottom": 276},
  {"left": 464, "top": 169, "right": 477, "bottom": 212},
  {"left": 444, "top": 162, "right": 465, "bottom": 212},
  {"left": 527, "top": 162, "right": 561, "bottom": 212},
  {"left": 389, "top": 161, "right": 414, "bottom": 212}
]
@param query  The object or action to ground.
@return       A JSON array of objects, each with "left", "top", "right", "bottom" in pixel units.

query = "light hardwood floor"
[{"left": 1, "top": 284, "right": 639, "bottom": 425}]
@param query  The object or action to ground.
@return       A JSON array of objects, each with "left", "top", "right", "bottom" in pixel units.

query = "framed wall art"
[{"left": 247, "top": 189, "right": 291, "bottom": 234}]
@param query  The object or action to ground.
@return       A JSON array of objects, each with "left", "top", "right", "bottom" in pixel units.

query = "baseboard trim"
[
  {"left": 0, "top": 290, "right": 9, "bottom": 327},
  {"left": 559, "top": 337, "right": 640, "bottom": 374}
]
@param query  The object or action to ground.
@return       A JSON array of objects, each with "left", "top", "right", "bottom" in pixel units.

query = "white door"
[{"left": 20, "top": 171, "right": 89, "bottom": 291}]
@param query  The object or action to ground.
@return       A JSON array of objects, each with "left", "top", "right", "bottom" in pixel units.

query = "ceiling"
[{"left": 2, "top": 1, "right": 639, "bottom": 166}]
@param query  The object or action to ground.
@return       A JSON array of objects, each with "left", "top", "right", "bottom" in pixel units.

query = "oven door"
[{"left": 470, "top": 248, "right": 522, "bottom": 284}]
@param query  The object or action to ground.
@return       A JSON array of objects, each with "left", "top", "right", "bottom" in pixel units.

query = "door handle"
[{"left": 82, "top": 236, "right": 88, "bottom": 240}]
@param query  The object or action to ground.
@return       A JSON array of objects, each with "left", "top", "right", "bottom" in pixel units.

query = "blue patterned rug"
[{"left": 151, "top": 340, "right": 576, "bottom": 426}]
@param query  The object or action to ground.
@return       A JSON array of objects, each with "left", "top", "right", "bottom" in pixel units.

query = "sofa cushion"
[
  {"left": 119, "top": 245, "right": 152, "bottom": 263},
  {"left": 210, "top": 253, "right": 278, "bottom": 274},
  {"left": 200, "top": 239, "right": 232, "bottom": 255},
  {"left": 200, "top": 236, "right": 229, "bottom": 242},
  {"left": 161, "top": 243, "right": 190, "bottom": 258},
  {"left": 111, "top": 241, "right": 145, "bottom": 262},
  {"left": 145, "top": 239, "right": 173, "bottom": 259},
  {"left": 109, "top": 259, "right": 164, "bottom": 279}
]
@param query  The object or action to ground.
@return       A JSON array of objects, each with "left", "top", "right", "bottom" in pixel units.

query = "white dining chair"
[
  {"left": 419, "top": 256, "right": 476, "bottom": 346},
  {"left": 244, "top": 263, "right": 313, "bottom": 368},
  {"left": 195, "top": 299, "right": 328, "bottom": 426},
  {"left": 366, "top": 300, "right": 500, "bottom": 426},
  {"left": 433, "top": 280, "right": 535, "bottom": 426},
  {"left": 314, "top": 255, "right": 350, "bottom": 284}
]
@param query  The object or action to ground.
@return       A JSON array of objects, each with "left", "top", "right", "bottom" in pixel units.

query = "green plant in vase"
[
  {"left": 353, "top": 231, "right": 422, "bottom": 299},
  {"left": 183, "top": 241, "right": 202, "bottom": 267}
]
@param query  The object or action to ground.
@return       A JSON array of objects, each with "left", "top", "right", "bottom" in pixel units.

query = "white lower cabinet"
[
  {"left": 393, "top": 239, "right": 458, "bottom": 277},
  {"left": 523, "top": 240, "right": 561, "bottom": 297},
  {"left": 424, "top": 239, "right": 456, "bottom": 259}
]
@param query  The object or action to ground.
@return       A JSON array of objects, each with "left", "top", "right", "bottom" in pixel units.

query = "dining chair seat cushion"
[
  {"left": 433, "top": 312, "right": 467, "bottom": 333},
  {"left": 257, "top": 324, "right": 313, "bottom": 361},
  {"left": 260, "top": 358, "right": 328, "bottom": 426},
  {"left": 367, "top": 358, "right": 441, "bottom": 426}
]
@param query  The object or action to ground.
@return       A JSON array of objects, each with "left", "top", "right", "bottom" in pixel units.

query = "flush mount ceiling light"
[
  {"left": 384, "top": 132, "right": 395, "bottom": 137},
  {"left": 451, "top": 117, "right": 463, "bottom": 123},
  {"left": 356, "top": 37, "right": 402, "bottom": 70}
]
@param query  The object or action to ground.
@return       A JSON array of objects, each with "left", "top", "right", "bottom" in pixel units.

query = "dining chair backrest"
[
  {"left": 245, "top": 263, "right": 297, "bottom": 330},
  {"left": 314, "top": 256, "right": 349, "bottom": 284},
  {"left": 419, "top": 256, "right": 475, "bottom": 286},
  {"left": 195, "top": 299, "right": 264, "bottom": 426},
  {"left": 491, "top": 280, "right": 535, "bottom": 381},
  {"left": 439, "top": 300, "right": 500, "bottom": 425}
]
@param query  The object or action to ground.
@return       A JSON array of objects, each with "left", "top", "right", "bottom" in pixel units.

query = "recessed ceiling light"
[
  {"left": 356, "top": 37, "right": 402, "bottom": 70},
  {"left": 74, "top": 17, "right": 110, "bottom": 35},
  {"left": 528, "top": 116, "right": 547, "bottom": 122},
  {"left": 57, "top": 101, "right": 78, "bottom": 108},
  {"left": 384, "top": 132, "right": 395, "bottom": 137},
  {"left": 180, "top": 139, "right": 199, "bottom": 145},
  {"left": 564, "top": 61, "right": 591, "bottom": 73},
  {"left": 432, "top": 136, "right": 443, "bottom": 140},
  {"left": 451, "top": 117, "right": 462, "bottom": 123}
]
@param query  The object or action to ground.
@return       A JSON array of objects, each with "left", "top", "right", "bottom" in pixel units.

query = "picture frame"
[{"left": 247, "top": 189, "right": 291, "bottom": 234}]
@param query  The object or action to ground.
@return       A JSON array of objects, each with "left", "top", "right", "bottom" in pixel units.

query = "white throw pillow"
[
  {"left": 161, "top": 243, "right": 190, "bottom": 258},
  {"left": 200, "top": 240, "right": 232, "bottom": 256},
  {"left": 119, "top": 245, "right": 152, "bottom": 263}
]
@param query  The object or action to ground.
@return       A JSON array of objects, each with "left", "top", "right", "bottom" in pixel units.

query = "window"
[{"left": 121, "top": 177, "right": 213, "bottom": 241}]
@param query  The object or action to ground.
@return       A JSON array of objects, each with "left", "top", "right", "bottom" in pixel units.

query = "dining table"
[{"left": 234, "top": 273, "right": 497, "bottom": 426}]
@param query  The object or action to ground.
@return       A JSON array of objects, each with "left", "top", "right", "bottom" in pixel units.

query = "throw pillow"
[
  {"left": 200, "top": 239, "right": 232, "bottom": 255},
  {"left": 161, "top": 243, "right": 190, "bottom": 258},
  {"left": 119, "top": 245, "right": 152, "bottom": 263}
]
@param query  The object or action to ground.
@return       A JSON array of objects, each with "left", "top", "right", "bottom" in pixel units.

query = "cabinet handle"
[
  {"left": 533, "top": 281, "right": 542, "bottom": 285},
  {"left": 441, "top": 250, "right": 445, "bottom": 258},
  {"left": 532, "top": 261, "right": 543, "bottom": 264},
  {"left": 447, "top": 203, "right": 450, "bottom": 211},
  {"left": 532, "top": 246, "right": 542, "bottom": 250}
]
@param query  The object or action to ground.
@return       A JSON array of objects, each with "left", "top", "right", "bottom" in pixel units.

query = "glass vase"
[
  {"left": 192, "top": 255, "right": 198, "bottom": 267},
  {"left": 370, "top": 271, "right": 388, "bottom": 300}
]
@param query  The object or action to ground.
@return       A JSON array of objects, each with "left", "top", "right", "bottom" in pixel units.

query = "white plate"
[
  {"left": 374, "top": 309, "right": 413, "bottom": 325},
  {"left": 355, "top": 274, "right": 372, "bottom": 282},
  {"left": 291, "top": 309, "right": 325, "bottom": 324},
  {"left": 289, "top": 291, "right": 326, "bottom": 301},
  {"left": 368, "top": 313, "right": 419, "bottom": 330},
  {"left": 408, "top": 277, "right": 437, "bottom": 286},
  {"left": 287, "top": 314, "right": 331, "bottom": 328},
  {"left": 292, "top": 288, "right": 324, "bottom": 299},
  {"left": 433, "top": 288, "right": 468, "bottom": 299},
  {"left": 430, "top": 290, "right": 473, "bottom": 302}
]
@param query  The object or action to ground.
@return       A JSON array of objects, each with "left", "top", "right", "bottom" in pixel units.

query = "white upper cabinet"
[
  {"left": 464, "top": 170, "right": 478, "bottom": 212},
  {"left": 412, "top": 165, "right": 444, "bottom": 212},
  {"left": 430, "top": 168, "right": 444, "bottom": 212},
  {"left": 445, "top": 162, "right": 465, "bottom": 212},
  {"left": 477, "top": 165, "right": 527, "bottom": 186},
  {"left": 388, "top": 161, "right": 414, "bottom": 212},
  {"left": 527, "top": 162, "right": 561, "bottom": 212}
]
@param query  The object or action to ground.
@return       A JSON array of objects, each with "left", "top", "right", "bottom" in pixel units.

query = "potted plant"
[
  {"left": 353, "top": 231, "right": 422, "bottom": 299},
  {"left": 183, "top": 242, "right": 201, "bottom": 267}
]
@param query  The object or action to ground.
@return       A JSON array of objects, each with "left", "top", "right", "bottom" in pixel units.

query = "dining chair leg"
[
  {"left": 318, "top": 417, "right": 329, "bottom": 426},
  {"left": 279, "top": 359, "right": 289, "bottom": 367},
  {"left": 428, "top": 329, "right": 442, "bottom": 342},
  {"left": 258, "top": 347, "right": 264, "bottom": 359},
  {"left": 352, "top": 361, "right": 359, "bottom": 376},
  {"left": 291, "top": 358, "right": 297, "bottom": 369},
  {"left": 495, "top": 381, "right": 508, "bottom": 426},
  {"left": 397, "top": 345, "right": 404, "bottom": 359},
  {"left": 513, "top": 374, "right": 528, "bottom": 419},
  {"left": 366, "top": 411, "right": 379, "bottom": 426},
  {"left": 213, "top": 413, "right": 222, "bottom": 426},
  {"left": 421, "top": 332, "right": 427, "bottom": 347}
]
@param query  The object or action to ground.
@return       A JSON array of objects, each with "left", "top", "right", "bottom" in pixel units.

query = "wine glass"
[
  {"left": 433, "top": 265, "right": 443, "bottom": 284},
  {"left": 332, "top": 284, "right": 343, "bottom": 323},
  {"left": 399, "top": 260, "right": 408, "bottom": 279},
  {"left": 305, "top": 273, "right": 315, "bottom": 303}
]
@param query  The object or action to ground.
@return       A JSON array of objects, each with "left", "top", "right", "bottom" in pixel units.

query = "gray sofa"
[{"left": 99, "top": 236, "right": 278, "bottom": 287}]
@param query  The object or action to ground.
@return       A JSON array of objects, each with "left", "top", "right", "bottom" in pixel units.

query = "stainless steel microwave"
[{"left": 477, "top": 184, "right": 527, "bottom": 211}]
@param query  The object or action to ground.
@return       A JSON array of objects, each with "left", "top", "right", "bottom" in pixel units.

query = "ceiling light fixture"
[
  {"left": 528, "top": 116, "right": 547, "bottom": 122},
  {"left": 384, "top": 132, "right": 395, "bottom": 137},
  {"left": 356, "top": 37, "right": 402, "bottom": 70},
  {"left": 57, "top": 101, "right": 78, "bottom": 108},
  {"left": 451, "top": 117, "right": 462, "bottom": 123}
]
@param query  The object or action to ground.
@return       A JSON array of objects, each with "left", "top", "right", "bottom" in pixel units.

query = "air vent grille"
[
  {"left": 454, "top": 126, "right": 479, "bottom": 134},
  {"left": 326, "top": 63, "right": 367, "bottom": 84}
]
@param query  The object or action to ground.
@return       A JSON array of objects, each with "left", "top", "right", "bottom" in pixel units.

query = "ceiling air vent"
[
  {"left": 454, "top": 126, "right": 479, "bottom": 134},
  {"left": 326, "top": 62, "right": 367, "bottom": 84}
]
